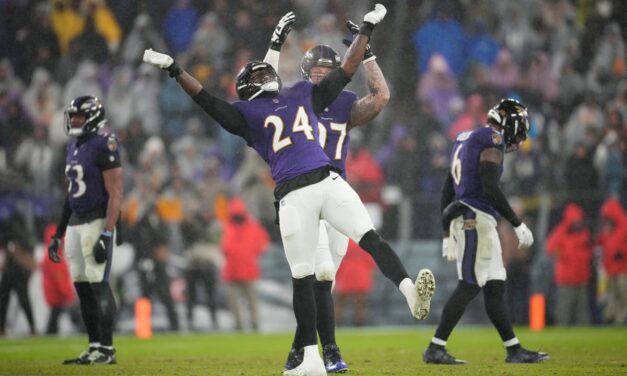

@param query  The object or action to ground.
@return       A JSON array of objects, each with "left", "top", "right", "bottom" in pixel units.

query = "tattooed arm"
[{"left": 350, "top": 60, "right": 390, "bottom": 128}]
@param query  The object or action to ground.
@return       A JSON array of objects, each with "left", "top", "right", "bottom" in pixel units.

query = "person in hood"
[
  {"left": 597, "top": 198, "right": 627, "bottom": 324},
  {"left": 546, "top": 203, "right": 593, "bottom": 325},
  {"left": 220, "top": 197, "right": 269, "bottom": 331}
]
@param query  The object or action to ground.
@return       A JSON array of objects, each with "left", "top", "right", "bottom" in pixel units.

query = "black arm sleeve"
[
  {"left": 440, "top": 173, "right": 455, "bottom": 213},
  {"left": 55, "top": 196, "right": 72, "bottom": 238},
  {"left": 312, "top": 68, "right": 351, "bottom": 114},
  {"left": 192, "top": 89, "right": 250, "bottom": 141},
  {"left": 479, "top": 161, "right": 521, "bottom": 227}
]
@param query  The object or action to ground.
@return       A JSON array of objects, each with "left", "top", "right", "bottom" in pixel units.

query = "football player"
[
  {"left": 144, "top": 5, "right": 434, "bottom": 376},
  {"left": 423, "top": 98, "right": 549, "bottom": 364},
  {"left": 263, "top": 15, "right": 428, "bottom": 373},
  {"left": 48, "top": 96, "right": 123, "bottom": 365}
]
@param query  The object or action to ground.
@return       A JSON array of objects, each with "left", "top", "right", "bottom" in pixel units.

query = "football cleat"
[
  {"left": 88, "top": 348, "right": 117, "bottom": 365},
  {"left": 423, "top": 346, "right": 466, "bottom": 365},
  {"left": 62, "top": 347, "right": 97, "bottom": 365},
  {"left": 283, "top": 346, "right": 326, "bottom": 376},
  {"left": 284, "top": 347, "right": 304, "bottom": 371},
  {"left": 323, "top": 343, "right": 348, "bottom": 373},
  {"left": 413, "top": 269, "right": 436, "bottom": 320},
  {"left": 505, "top": 347, "right": 549, "bottom": 363}
]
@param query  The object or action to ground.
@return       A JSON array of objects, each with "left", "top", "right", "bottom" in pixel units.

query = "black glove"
[
  {"left": 270, "top": 11, "right": 295, "bottom": 51},
  {"left": 93, "top": 230, "right": 113, "bottom": 264},
  {"left": 48, "top": 236, "right": 62, "bottom": 263},
  {"left": 342, "top": 20, "right": 376, "bottom": 62}
]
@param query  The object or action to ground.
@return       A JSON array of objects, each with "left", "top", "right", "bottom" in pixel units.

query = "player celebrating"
[
  {"left": 263, "top": 15, "right": 411, "bottom": 373},
  {"left": 423, "top": 98, "right": 549, "bottom": 364},
  {"left": 48, "top": 96, "right": 122, "bottom": 365},
  {"left": 144, "top": 5, "right": 434, "bottom": 376}
]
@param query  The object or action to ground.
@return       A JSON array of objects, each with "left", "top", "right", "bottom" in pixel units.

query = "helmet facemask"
[
  {"left": 64, "top": 96, "right": 106, "bottom": 137},
  {"left": 236, "top": 62, "right": 282, "bottom": 101}
]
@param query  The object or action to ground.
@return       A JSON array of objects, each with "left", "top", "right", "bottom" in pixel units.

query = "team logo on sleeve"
[
  {"left": 491, "top": 133, "right": 503, "bottom": 145},
  {"left": 107, "top": 135, "right": 118, "bottom": 152}
]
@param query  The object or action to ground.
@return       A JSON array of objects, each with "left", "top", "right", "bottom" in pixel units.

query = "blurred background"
[{"left": 0, "top": 0, "right": 625, "bottom": 336}]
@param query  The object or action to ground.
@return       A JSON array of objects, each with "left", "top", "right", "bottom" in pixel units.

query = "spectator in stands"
[
  {"left": 598, "top": 198, "right": 627, "bottom": 325},
  {"left": 564, "top": 143, "right": 601, "bottom": 221},
  {"left": 220, "top": 198, "right": 269, "bottom": 331},
  {"left": 448, "top": 93, "right": 486, "bottom": 140},
  {"left": 189, "top": 12, "right": 231, "bottom": 71},
  {"left": 13, "top": 124, "right": 54, "bottom": 195},
  {"left": 545, "top": 203, "right": 593, "bottom": 325},
  {"left": 466, "top": 18, "right": 500, "bottom": 70},
  {"left": 163, "top": 0, "right": 199, "bottom": 55},
  {"left": 413, "top": 1, "right": 467, "bottom": 77},
  {"left": 106, "top": 65, "right": 135, "bottom": 131},
  {"left": 563, "top": 94, "right": 605, "bottom": 155},
  {"left": 488, "top": 49, "right": 520, "bottom": 93},
  {"left": 121, "top": 13, "right": 168, "bottom": 67},
  {"left": 50, "top": 0, "right": 83, "bottom": 54},
  {"left": 62, "top": 60, "right": 102, "bottom": 106},
  {"left": 418, "top": 53, "right": 462, "bottom": 128},
  {"left": 335, "top": 241, "right": 375, "bottom": 327},
  {"left": 69, "top": 14, "right": 110, "bottom": 63},
  {"left": 22, "top": 68, "right": 61, "bottom": 129},
  {"left": 81, "top": 0, "right": 122, "bottom": 55}
]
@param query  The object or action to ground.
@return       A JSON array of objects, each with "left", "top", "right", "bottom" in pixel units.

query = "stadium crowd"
[{"left": 0, "top": 0, "right": 626, "bottom": 335}]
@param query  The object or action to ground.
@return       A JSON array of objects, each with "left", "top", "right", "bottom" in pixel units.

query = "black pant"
[
  {"left": 186, "top": 266, "right": 219, "bottom": 328},
  {"left": 140, "top": 261, "right": 179, "bottom": 331},
  {"left": 0, "top": 264, "right": 35, "bottom": 334}
]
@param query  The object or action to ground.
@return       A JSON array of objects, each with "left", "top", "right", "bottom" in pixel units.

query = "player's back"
[
  {"left": 232, "top": 80, "right": 331, "bottom": 183},
  {"left": 450, "top": 126, "right": 504, "bottom": 218},
  {"left": 317, "top": 90, "right": 358, "bottom": 178}
]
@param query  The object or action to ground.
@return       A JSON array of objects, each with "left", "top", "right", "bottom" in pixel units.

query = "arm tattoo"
[{"left": 350, "top": 62, "right": 389, "bottom": 128}]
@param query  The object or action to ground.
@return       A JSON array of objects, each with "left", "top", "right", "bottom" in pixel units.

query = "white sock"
[
  {"left": 398, "top": 278, "right": 416, "bottom": 311},
  {"left": 303, "top": 344, "right": 321, "bottom": 361}
]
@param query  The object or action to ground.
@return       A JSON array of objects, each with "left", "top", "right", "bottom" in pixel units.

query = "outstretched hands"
[
  {"left": 270, "top": 11, "right": 296, "bottom": 51},
  {"left": 342, "top": 20, "right": 376, "bottom": 63}
]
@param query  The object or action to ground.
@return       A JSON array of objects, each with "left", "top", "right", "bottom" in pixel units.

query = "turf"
[{"left": 1, "top": 326, "right": 626, "bottom": 375}]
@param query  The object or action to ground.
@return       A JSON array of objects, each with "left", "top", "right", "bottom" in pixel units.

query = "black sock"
[
  {"left": 314, "top": 280, "right": 335, "bottom": 346},
  {"left": 358, "top": 230, "right": 409, "bottom": 286},
  {"left": 292, "top": 275, "right": 317, "bottom": 347},
  {"left": 74, "top": 282, "right": 101, "bottom": 344},
  {"left": 91, "top": 282, "right": 117, "bottom": 347},
  {"left": 506, "top": 344, "right": 522, "bottom": 354},
  {"left": 434, "top": 280, "right": 481, "bottom": 341},
  {"left": 483, "top": 280, "right": 516, "bottom": 343}
]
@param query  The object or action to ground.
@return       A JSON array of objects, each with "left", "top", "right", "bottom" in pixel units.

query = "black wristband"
[
  {"left": 270, "top": 41, "right": 282, "bottom": 51},
  {"left": 359, "top": 22, "right": 374, "bottom": 38},
  {"left": 167, "top": 61, "right": 183, "bottom": 78}
]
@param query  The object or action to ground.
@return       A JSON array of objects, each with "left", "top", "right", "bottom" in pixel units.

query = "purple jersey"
[
  {"left": 232, "top": 81, "right": 331, "bottom": 183},
  {"left": 317, "top": 90, "right": 358, "bottom": 178},
  {"left": 65, "top": 132, "right": 121, "bottom": 215},
  {"left": 450, "top": 126, "right": 505, "bottom": 218}
]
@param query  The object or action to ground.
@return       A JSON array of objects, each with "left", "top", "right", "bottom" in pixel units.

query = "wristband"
[
  {"left": 167, "top": 61, "right": 183, "bottom": 78},
  {"left": 102, "top": 230, "right": 113, "bottom": 237},
  {"left": 363, "top": 55, "right": 377, "bottom": 64},
  {"left": 359, "top": 22, "right": 374, "bottom": 38}
]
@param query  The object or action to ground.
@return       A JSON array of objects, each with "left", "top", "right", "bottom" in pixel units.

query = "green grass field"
[{"left": 1, "top": 326, "right": 626, "bottom": 375}]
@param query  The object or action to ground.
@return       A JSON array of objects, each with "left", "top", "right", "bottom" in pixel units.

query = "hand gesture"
[
  {"left": 93, "top": 231, "right": 113, "bottom": 264},
  {"left": 342, "top": 20, "right": 375, "bottom": 62},
  {"left": 48, "top": 236, "right": 61, "bottom": 263},
  {"left": 270, "top": 11, "right": 296, "bottom": 51},
  {"left": 143, "top": 49, "right": 181, "bottom": 77},
  {"left": 363, "top": 3, "right": 387, "bottom": 25}
]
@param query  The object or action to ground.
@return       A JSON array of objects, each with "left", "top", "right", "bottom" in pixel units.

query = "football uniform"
[
  {"left": 312, "top": 90, "right": 358, "bottom": 281},
  {"left": 232, "top": 82, "right": 372, "bottom": 278},
  {"left": 448, "top": 127, "right": 506, "bottom": 286},
  {"left": 64, "top": 132, "right": 120, "bottom": 283}
]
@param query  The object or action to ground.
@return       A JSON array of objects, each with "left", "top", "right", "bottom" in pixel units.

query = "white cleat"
[
  {"left": 283, "top": 346, "right": 326, "bottom": 376},
  {"left": 413, "top": 269, "right": 435, "bottom": 320}
]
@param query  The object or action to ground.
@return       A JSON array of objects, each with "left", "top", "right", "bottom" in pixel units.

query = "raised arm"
[
  {"left": 263, "top": 11, "right": 295, "bottom": 71},
  {"left": 142, "top": 49, "right": 248, "bottom": 139},
  {"left": 341, "top": 20, "right": 390, "bottom": 127},
  {"left": 312, "top": 4, "right": 387, "bottom": 113}
]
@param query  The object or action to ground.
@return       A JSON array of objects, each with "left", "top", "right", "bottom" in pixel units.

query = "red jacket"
[
  {"left": 220, "top": 198, "right": 269, "bottom": 282},
  {"left": 345, "top": 147, "right": 384, "bottom": 204},
  {"left": 545, "top": 203, "right": 593, "bottom": 285},
  {"left": 40, "top": 224, "right": 76, "bottom": 307},
  {"left": 335, "top": 241, "right": 376, "bottom": 293},
  {"left": 598, "top": 198, "right": 627, "bottom": 276}
]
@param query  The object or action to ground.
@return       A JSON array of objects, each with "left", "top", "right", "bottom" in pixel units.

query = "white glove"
[
  {"left": 364, "top": 3, "right": 387, "bottom": 25},
  {"left": 143, "top": 49, "right": 174, "bottom": 69},
  {"left": 442, "top": 237, "right": 456, "bottom": 261},
  {"left": 270, "top": 11, "right": 295, "bottom": 50},
  {"left": 514, "top": 222, "right": 534, "bottom": 249}
]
